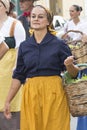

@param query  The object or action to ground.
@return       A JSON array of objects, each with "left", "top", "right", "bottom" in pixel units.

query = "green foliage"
[{"left": 63, "top": 72, "right": 87, "bottom": 85}]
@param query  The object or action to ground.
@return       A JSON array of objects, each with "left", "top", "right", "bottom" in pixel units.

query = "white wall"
[{"left": 84, "top": 0, "right": 87, "bottom": 16}]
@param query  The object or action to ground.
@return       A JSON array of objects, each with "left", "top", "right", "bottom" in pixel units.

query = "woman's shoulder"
[
  {"left": 64, "top": 19, "right": 73, "bottom": 26},
  {"left": 20, "top": 36, "right": 33, "bottom": 46},
  {"left": 8, "top": 16, "right": 24, "bottom": 25},
  {"left": 54, "top": 35, "right": 70, "bottom": 47},
  {"left": 53, "top": 35, "right": 65, "bottom": 43},
  {"left": 7, "top": 16, "right": 17, "bottom": 23},
  {"left": 5, "top": 17, "right": 23, "bottom": 29}
]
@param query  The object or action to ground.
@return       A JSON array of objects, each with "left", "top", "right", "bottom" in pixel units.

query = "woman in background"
[
  {"left": 63, "top": 4, "right": 83, "bottom": 41},
  {"left": 0, "top": 0, "right": 26, "bottom": 130}
]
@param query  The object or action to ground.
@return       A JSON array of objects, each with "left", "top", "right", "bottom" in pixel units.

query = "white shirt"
[
  {"left": 64, "top": 20, "right": 84, "bottom": 41},
  {"left": 0, "top": 16, "right": 26, "bottom": 48},
  {"left": 78, "top": 22, "right": 87, "bottom": 34}
]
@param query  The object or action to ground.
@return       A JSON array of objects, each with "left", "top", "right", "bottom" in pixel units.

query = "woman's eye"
[
  {"left": 38, "top": 16, "right": 44, "bottom": 18},
  {"left": 31, "top": 15, "right": 36, "bottom": 18},
  {"left": 31, "top": 15, "right": 45, "bottom": 19}
]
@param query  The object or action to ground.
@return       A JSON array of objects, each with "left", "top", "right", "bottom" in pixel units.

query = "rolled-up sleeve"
[
  {"left": 59, "top": 40, "right": 72, "bottom": 71},
  {"left": 12, "top": 44, "right": 27, "bottom": 84}
]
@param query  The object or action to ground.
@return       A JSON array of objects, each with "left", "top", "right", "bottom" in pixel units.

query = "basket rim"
[
  {"left": 71, "top": 43, "right": 87, "bottom": 51},
  {"left": 63, "top": 64, "right": 87, "bottom": 85},
  {"left": 65, "top": 80, "right": 87, "bottom": 86}
]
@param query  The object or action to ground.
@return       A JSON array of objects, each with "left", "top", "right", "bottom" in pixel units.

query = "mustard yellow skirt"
[{"left": 21, "top": 76, "right": 70, "bottom": 130}]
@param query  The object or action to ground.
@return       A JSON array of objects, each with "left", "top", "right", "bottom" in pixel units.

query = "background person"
[
  {"left": 18, "top": 0, "right": 39, "bottom": 39},
  {"left": 62, "top": 4, "right": 83, "bottom": 41},
  {"left": 0, "top": 0, "right": 26, "bottom": 130},
  {"left": 4, "top": 5, "right": 79, "bottom": 130}
]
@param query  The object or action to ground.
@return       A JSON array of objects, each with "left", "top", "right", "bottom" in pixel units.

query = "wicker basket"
[
  {"left": 63, "top": 64, "right": 87, "bottom": 117},
  {"left": 62, "top": 30, "right": 87, "bottom": 64}
]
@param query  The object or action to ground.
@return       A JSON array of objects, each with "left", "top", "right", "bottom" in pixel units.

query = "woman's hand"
[
  {"left": 64, "top": 56, "right": 79, "bottom": 77},
  {"left": 4, "top": 102, "right": 12, "bottom": 120},
  {"left": 4, "top": 79, "right": 21, "bottom": 119},
  {"left": 64, "top": 56, "right": 74, "bottom": 66},
  {"left": 61, "top": 33, "right": 69, "bottom": 40}
]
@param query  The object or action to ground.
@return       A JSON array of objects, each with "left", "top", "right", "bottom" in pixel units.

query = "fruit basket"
[
  {"left": 63, "top": 64, "right": 87, "bottom": 117},
  {"left": 62, "top": 30, "right": 87, "bottom": 64}
]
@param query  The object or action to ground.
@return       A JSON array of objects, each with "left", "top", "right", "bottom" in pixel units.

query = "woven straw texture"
[
  {"left": 63, "top": 64, "right": 87, "bottom": 117},
  {"left": 64, "top": 80, "right": 87, "bottom": 117},
  {"left": 62, "top": 30, "right": 87, "bottom": 64}
]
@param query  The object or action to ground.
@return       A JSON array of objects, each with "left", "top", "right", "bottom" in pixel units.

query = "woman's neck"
[
  {"left": 0, "top": 15, "right": 8, "bottom": 29},
  {"left": 73, "top": 17, "right": 80, "bottom": 25},
  {"left": 0, "top": 14, "right": 8, "bottom": 24},
  {"left": 34, "top": 29, "right": 47, "bottom": 44}
]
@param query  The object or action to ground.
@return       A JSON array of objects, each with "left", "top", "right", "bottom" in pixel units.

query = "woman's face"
[
  {"left": 0, "top": 2, "right": 7, "bottom": 15},
  {"left": 69, "top": 6, "right": 80, "bottom": 19},
  {"left": 30, "top": 6, "right": 49, "bottom": 31}
]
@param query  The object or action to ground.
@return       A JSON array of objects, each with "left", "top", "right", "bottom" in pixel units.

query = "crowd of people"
[{"left": 0, "top": 0, "right": 87, "bottom": 130}]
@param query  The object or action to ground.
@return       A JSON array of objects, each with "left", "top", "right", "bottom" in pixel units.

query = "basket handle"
[
  {"left": 66, "top": 30, "right": 83, "bottom": 35},
  {"left": 62, "top": 30, "right": 83, "bottom": 39},
  {"left": 77, "top": 63, "right": 87, "bottom": 67},
  {"left": 76, "top": 63, "right": 87, "bottom": 79}
]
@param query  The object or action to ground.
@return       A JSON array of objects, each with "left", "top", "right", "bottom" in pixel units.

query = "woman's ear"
[{"left": 47, "top": 21, "right": 50, "bottom": 26}]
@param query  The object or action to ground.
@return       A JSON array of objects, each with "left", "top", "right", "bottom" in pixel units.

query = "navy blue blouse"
[{"left": 13, "top": 32, "right": 72, "bottom": 83}]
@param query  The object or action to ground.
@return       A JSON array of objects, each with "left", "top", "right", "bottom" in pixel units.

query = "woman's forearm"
[
  {"left": 5, "top": 78, "right": 21, "bottom": 103},
  {"left": 0, "top": 42, "right": 9, "bottom": 59}
]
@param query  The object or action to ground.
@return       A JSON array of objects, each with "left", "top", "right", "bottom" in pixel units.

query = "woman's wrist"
[
  {"left": 65, "top": 62, "right": 73, "bottom": 67},
  {"left": 3, "top": 41, "right": 9, "bottom": 49}
]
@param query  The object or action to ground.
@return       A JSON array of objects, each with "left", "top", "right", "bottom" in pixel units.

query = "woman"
[
  {"left": 63, "top": 5, "right": 83, "bottom": 41},
  {"left": 0, "top": 0, "right": 26, "bottom": 130},
  {"left": 4, "top": 5, "right": 79, "bottom": 130}
]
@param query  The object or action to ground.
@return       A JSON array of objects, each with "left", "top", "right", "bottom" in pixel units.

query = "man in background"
[{"left": 18, "top": 0, "right": 39, "bottom": 39}]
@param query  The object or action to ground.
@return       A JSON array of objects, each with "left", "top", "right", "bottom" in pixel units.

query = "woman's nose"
[{"left": 34, "top": 16, "right": 38, "bottom": 20}]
